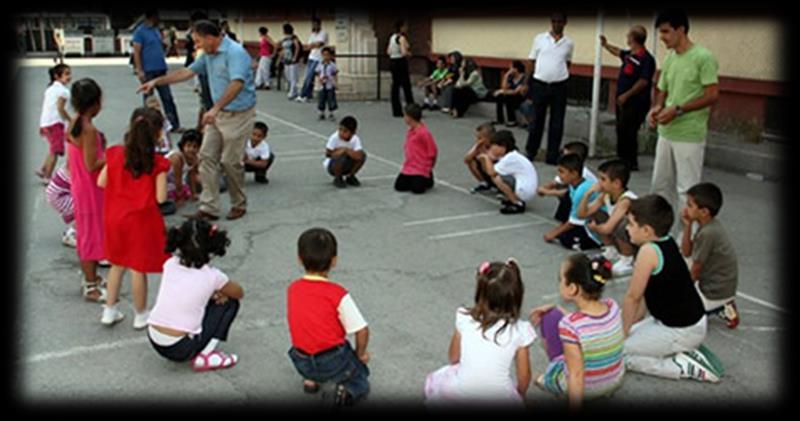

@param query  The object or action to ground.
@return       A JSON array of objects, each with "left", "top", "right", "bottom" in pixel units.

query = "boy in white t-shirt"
[
  {"left": 243, "top": 122, "right": 274, "bottom": 184},
  {"left": 324, "top": 116, "right": 366, "bottom": 188},
  {"left": 477, "top": 130, "right": 539, "bottom": 214}
]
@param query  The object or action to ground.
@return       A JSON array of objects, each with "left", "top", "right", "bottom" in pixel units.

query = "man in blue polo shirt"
[
  {"left": 138, "top": 20, "right": 256, "bottom": 222},
  {"left": 133, "top": 10, "right": 181, "bottom": 130},
  {"left": 601, "top": 25, "right": 656, "bottom": 171}
]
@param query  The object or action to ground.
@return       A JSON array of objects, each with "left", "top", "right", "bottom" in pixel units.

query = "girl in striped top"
[{"left": 529, "top": 253, "right": 624, "bottom": 408}]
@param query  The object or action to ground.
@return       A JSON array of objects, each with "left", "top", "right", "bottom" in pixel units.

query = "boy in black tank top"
[{"left": 620, "top": 195, "right": 723, "bottom": 383}]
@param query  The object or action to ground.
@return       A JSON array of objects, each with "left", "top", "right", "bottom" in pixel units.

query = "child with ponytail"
[{"left": 37, "top": 64, "right": 72, "bottom": 183}]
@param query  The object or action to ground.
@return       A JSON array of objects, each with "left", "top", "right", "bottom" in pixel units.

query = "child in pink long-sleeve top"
[{"left": 395, "top": 103, "right": 438, "bottom": 194}]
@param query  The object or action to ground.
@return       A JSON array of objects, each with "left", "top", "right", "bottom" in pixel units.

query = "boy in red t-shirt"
[{"left": 287, "top": 228, "right": 370, "bottom": 407}]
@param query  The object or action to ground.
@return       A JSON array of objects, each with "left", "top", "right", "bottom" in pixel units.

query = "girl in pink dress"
[{"left": 66, "top": 78, "right": 107, "bottom": 302}]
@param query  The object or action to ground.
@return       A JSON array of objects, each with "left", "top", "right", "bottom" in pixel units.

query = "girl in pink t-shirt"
[
  {"left": 147, "top": 219, "right": 245, "bottom": 372},
  {"left": 395, "top": 103, "right": 438, "bottom": 194}
]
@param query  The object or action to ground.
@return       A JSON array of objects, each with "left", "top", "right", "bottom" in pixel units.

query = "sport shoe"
[
  {"left": 333, "top": 176, "right": 347, "bottom": 188},
  {"left": 345, "top": 175, "right": 361, "bottom": 187},
  {"left": 500, "top": 201, "right": 526, "bottom": 215},
  {"left": 718, "top": 301, "right": 740, "bottom": 329},
  {"left": 296, "top": 96, "right": 308, "bottom": 103},
  {"left": 469, "top": 182, "right": 492, "bottom": 194},
  {"left": 695, "top": 344, "right": 726, "bottom": 376},
  {"left": 601, "top": 246, "right": 621, "bottom": 262},
  {"left": 612, "top": 255, "right": 634, "bottom": 277},
  {"left": 62, "top": 227, "right": 77, "bottom": 248},
  {"left": 671, "top": 351, "right": 720, "bottom": 383},
  {"left": 101, "top": 304, "right": 124, "bottom": 326},
  {"left": 133, "top": 310, "right": 150, "bottom": 330}
]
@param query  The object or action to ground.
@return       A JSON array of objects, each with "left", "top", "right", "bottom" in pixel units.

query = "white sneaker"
[
  {"left": 601, "top": 246, "right": 620, "bottom": 262},
  {"left": 133, "top": 310, "right": 150, "bottom": 330},
  {"left": 101, "top": 304, "right": 124, "bottom": 326},
  {"left": 671, "top": 351, "right": 720, "bottom": 383},
  {"left": 612, "top": 255, "right": 634, "bottom": 277},
  {"left": 98, "top": 259, "right": 111, "bottom": 267},
  {"left": 61, "top": 227, "right": 77, "bottom": 248},
  {"left": 296, "top": 96, "right": 308, "bottom": 103}
]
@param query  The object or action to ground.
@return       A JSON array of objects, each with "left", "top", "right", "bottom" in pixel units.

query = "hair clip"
[
  {"left": 478, "top": 261, "right": 491, "bottom": 275},
  {"left": 591, "top": 260, "right": 600, "bottom": 271},
  {"left": 593, "top": 274, "right": 607, "bottom": 285},
  {"left": 603, "top": 259, "right": 613, "bottom": 271},
  {"left": 210, "top": 224, "right": 218, "bottom": 236}
]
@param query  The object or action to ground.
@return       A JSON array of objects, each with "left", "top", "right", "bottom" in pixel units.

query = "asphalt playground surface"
[{"left": 14, "top": 58, "right": 786, "bottom": 409}]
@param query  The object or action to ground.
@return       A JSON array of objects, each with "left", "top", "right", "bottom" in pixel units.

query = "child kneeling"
[
  {"left": 147, "top": 220, "right": 244, "bottom": 372},
  {"left": 395, "top": 103, "right": 438, "bottom": 194}
]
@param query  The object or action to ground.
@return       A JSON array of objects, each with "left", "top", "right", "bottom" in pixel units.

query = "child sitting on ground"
[
  {"left": 147, "top": 219, "right": 244, "bottom": 372},
  {"left": 529, "top": 253, "right": 624, "bottom": 409},
  {"left": 287, "top": 228, "right": 370, "bottom": 408},
  {"left": 543, "top": 154, "right": 602, "bottom": 251},
  {"left": 464, "top": 122, "right": 496, "bottom": 193},
  {"left": 316, "top": 47, "right": 339, "bottom": 121},
  {"left": 622, "top": 195, "right": 724, "bottom": 383},
  {"left": 680, "top": 182, "right": 739, "bottom": 328},
  {"left": 537, "top": 142, "right": 597, "bottom": 223},
  {"left": 244, "top": 121, "right": 275, "bottom": 184},
  {"left": 325, "top": 116, "right": 366, "bottom": 188},
  {"left": 578, "top": 159, "right": 639, "bottom": 277},
  {"left": 395, "top": 103, "right": 438, "bottom": 194},
  {"left": 420, "top": 55, "right": 450, "bottom": 110},
  {"left": 98, "top": 107, "right": 171, "bottom": 328},
  {"left": 477, "top": 130, "right": 538, "bottom": 214},
  {"left": 46, "top": 164, "right": 77, "bottom": 248},
  {"left": 425, "top": 258, "right": 534, "bottom": 407}
]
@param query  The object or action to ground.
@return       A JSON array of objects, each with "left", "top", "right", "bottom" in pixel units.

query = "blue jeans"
[
  {"left": 288, "top": 342, "right": 370, "bottom": 401},
  {"left": 144, "top": 70, "right": 180, "bottom": 129},
  {"left": 300, "top": 59, "right": 320, "bottom": 99}
]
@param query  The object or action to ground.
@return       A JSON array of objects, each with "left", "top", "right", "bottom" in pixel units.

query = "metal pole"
[{"left": 589, "top": 10, "right": 604, "bottom": 158}]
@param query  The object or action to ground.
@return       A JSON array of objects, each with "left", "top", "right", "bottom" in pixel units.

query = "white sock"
[{"left": 200, "top": 338, "right": 220, "bottom": 355}]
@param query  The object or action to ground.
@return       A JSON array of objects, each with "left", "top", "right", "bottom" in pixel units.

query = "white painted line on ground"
[
  {"left": 404, "top": 211, "right": 498, "bottom": 227},
  {"left": 428, "top": 222, "right": 546, "bottom": 241},
  {"left": 358, "top": 175, "right": 397, "bottom": 181},
  {"left": 271, "top": 133, "right": 315, "bottom": 140},
  {"left": 279, "top": 156, "right": 322, "bottom": 163},
  {"left": 23, "top": 336, "right": 149, "bottom": 364},
  {"left": 274, "top": 148, "right": 323, "bottom": 156},
  {"left": 737, "top": 326, "right": 784, "bottom": 332},
  {"left": 736, "top": 291, "right": 787, "bottom": 314}
]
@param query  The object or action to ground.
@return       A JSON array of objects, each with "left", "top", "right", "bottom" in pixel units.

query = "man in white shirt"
[
  {"left": 298, "top": 17, "right": 329, "bottom": 103},
  {"left": 525, "top": 12, "right": 574, "bottom": 166}
]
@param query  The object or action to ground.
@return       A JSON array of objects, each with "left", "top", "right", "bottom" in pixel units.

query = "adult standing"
[
  {"left": 387, "top": 20, "right": 414, "bottom": 118},
  {"left": 133, "top": 10, "right": 181, "bottom": 131},
  {"left": 52, "top": 28, "right": 65, "bottom": 64},
  {"left": 525, "top": 12, "right": 573, "bottom": 165},
  {"left": 185, "top": 11, "right": 214, "bottom": 131},
  {"left": 601, "top": 26, "right": 656, "bottom": 171},
  {"left": 647, "top": 9, "right": 718, "bottom": 232},
  {"left": 138, "top": 20, "right": 256, "bottom": 221},
  {"left": 255, "top": 26, "right": 275, "bottom": 90},
  {"left": 297, "top": 17, "right": 329, "bottom": 103}
]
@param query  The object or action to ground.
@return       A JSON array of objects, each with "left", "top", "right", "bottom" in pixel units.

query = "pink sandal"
[{"left": 191, "top": 350, "right": 238, "bottom": 372}]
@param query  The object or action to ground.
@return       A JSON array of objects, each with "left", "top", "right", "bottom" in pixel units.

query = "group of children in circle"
[{"left": 36, "top": 60, "right": 739, "bottom": 409}]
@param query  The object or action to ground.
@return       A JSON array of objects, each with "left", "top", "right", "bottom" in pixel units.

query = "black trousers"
[
  {"left": 616, "top": 102, "right": 648, "bottom": 170},
  {"left": 555, "top": 192, "right": 571, "bottom": 223},
  {"left": 494, "top": 94, "right": 525, "bottom": 124},
  {"left": 149, "top": 299, "right": 240, "bottom": 362},
  {"left": 390, "top": 58, "right": 414, "bottom": 117},
  {"left": 244, "top": 155, "right": 275, "bottom": 181},
  {"left": 526, "top": 79, "right": 568, "bottom": 164},
  {"left": 395, "top": 173, "right": 434, "bottom": 194},
  {"left": 451, "top": 87, "right": 481, "bottom": 117}
]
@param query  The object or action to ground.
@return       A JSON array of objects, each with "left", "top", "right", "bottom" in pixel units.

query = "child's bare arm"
[
  {"left": 690, "top": 261, "right": 703, "bottom": 282},
  {"left": 355, "top": 327, "right": 370, "bottom": 363},
  {"left": 576, "top": 184, "right": 602, "bottom": 219},
  {"left": 680, "top": 208, "right": 694, "bottom": 257},
  {"left": 448, "top": 330, "right": 461, "bottom": 364},
  {"left": 563, "top": 342, "right": 584, "bottom": 409},
  {"left": 97, "top": 164, "right": 108, "bottom": 188},
  {"left": 515, "top": 346, "right": 532, "bottom": 396},
  {"left": 57, "top": 97, "right": 71, "bottom": 123},
  {"left": 218, "top": 280, "right": 244, "bottom": 300},
  {"left": 593, "top": 197, "right": 630, "bottom": 235},
  {"left": 155, "top": 172, "right": 168, "bottom": 204},
  {"left": 623, "top": 245, "right": 657, "bottom": 336}
]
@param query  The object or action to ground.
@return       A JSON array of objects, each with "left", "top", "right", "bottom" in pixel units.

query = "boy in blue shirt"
[{"left": 543, "top": 153, "right": 603, "bottom": 250}]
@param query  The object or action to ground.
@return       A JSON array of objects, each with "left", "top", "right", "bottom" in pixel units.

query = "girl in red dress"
[{"left": 98, "top": 107, "right": 171, "bottom": 329}]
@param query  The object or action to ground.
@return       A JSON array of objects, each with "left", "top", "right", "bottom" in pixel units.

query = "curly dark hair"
[
  {"left": 563, "top": 253, "right": 612, "bottom": 301},
  {"left": 124, "top": 107, "right": 162, "bottom": 178},
  {"left": 165, "top": 219, "right": 231, "bottom": 269}
]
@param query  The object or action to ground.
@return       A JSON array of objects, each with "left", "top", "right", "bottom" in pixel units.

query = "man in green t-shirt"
[{"left": 647, "top": 9, "right": 719, "bottom": 235}]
